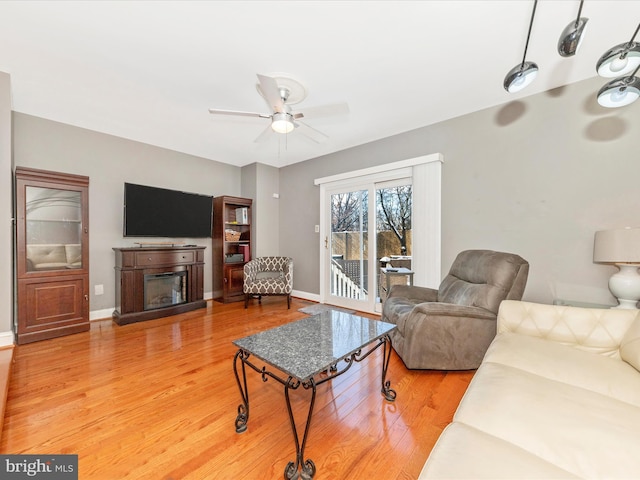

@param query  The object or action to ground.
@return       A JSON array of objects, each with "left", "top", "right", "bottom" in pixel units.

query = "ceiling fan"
[{"left": 208, "top": 74, "right": 349, "bottom": 143}]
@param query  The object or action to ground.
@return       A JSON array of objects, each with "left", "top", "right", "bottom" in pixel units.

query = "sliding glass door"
[
  {"left": 322, "top": 177, "right": 412, "bottom": 313},
  {"left": 316, "top": 154, "right": 443, "bottom": 315}
]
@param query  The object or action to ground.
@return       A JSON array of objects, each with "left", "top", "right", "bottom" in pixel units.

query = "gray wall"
[
  {"left": 279, "top": 76, "right": 640, "bottom": 306},
  {"left": 0, "top": 72, "right": 12, "bottom": 339},
  {"left": 240, "top": 162, "right": 280, "bottom": 257},
  {"left": 10, "top": 74, "right": 640, "bottom": 320},
  {"left": 253, "top": 163, "right": 280, "bottom": 257},
  {"left": 13, "top": 113, "right": 242, "bottom": 315}
]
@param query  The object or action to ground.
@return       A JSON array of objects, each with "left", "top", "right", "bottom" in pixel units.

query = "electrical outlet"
[
  {"left": 315, "top": 225, "right": 320, "bottom": 233},
  {"left": 94, "top": 284, "right": 104, "bottom": 295}
]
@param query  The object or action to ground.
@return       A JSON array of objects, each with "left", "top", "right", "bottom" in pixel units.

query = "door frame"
[{"left": 316, "top": 154, "right": 443, "bottom": 314}]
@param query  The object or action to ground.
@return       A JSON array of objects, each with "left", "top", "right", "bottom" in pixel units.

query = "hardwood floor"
[{"left": 0, "top": 297, "right": 474, "bottom": 479}]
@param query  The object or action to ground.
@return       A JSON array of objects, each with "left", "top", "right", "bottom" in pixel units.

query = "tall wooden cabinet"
[
  {"left": 15, "top": 167, "right": 90, "bottom": 344},
  {"left": 212, "top": 196, "right": 252, "bottom": 303}
]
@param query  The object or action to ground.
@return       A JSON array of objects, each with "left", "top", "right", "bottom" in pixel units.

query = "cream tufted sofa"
[
  {"left": 420, "top": 300, "right": 640, "bottom": 479},
  {"left": 26, "top": 244, "right": 82, "bottom": 271}
]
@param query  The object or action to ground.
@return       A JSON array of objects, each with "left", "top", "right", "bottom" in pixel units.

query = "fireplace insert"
[{"left": 143, "top": 271, "right": 187, "bottom": 311}]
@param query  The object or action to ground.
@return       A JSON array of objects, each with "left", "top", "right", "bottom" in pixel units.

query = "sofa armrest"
[
  {"left": 388, "top": 284, "right": 438, "bottom": 303},
  {"left": 497, "top": 300, "right": 640, "bottom": 357}
]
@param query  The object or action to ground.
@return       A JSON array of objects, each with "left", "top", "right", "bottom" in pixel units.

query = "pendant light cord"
[
  {"left": 574, "top": 0, "right": 584, "bottom": 27},
  {"left": 617, "top": 64, "right": 640, "bottom": 92},
  {"left": 521, "top": 0, "right": 538, "bottom": 67},
  {"left": 627, "top": 23, "right": 640, "bottom": 47}
]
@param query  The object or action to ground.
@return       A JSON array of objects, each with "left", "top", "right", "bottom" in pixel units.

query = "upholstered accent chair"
[
  {"left": 243, "top": 257, "right": 293, "bottom": 309},
  {"left": 381, "top": 250, "right": 529, "bottom": 370}
]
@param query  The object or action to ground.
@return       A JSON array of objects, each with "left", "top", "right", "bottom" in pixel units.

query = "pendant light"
[
  {"left": 558, "top": 0, "right": 588, "bottom": 57},
  {"left": 596, "top": 23, "right": 640, "bottom": 77},
  {"left": 504, "top": 0, "right": 539, "bottom": 93},
  {"left": 597, "top": 64, "right": 640, "bottom": 108}
]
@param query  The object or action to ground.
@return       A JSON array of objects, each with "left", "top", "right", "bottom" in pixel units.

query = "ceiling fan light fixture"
[
  {"left": 504, "top": 62, "right": 539, "bottom": 93},
  {"left": 597, "top": 74, "right": 640, "bottom": 108},
  {"left": 271, "top": 112, "right": 295, "bottom": 134}
]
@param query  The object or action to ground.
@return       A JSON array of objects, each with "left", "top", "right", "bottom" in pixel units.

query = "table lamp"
[{"left": 593, "top": 227, "right": 640, "bottom": 309}]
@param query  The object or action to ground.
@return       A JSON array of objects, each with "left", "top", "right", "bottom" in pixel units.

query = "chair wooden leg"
[
  {"left": 244, "top": 293, "right": 249, "bottom": 309},
  {"left": 287, "top": 294, "right": 291, "bottom": 309}
]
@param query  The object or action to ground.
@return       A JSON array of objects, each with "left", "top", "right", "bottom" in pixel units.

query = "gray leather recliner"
[{"left": 381, "top": 250, "right": 529, "bottom": 370}]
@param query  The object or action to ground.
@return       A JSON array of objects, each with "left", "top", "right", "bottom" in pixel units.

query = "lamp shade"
[
  {"left": 503, "top": 62, "right": 539, "bottom": 93},
  {"left": 597, "top": 75, "right": 640, "bottom": 108},
  {"left": 558, "top": 17, "right": 589, "bottom": 57},
  {"left": 596, "top": 43, "right": 640, "bottom": 77},
  {"left": 593, "top": 228, "right": 640, "bottom": 263}
]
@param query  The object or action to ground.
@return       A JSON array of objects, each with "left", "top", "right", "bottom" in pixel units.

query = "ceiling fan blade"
[
  {"left": 254, "top": 124, "right": 273, "bottom": 143},
  {"left": 295, "top": 121, "right": 329, "bottom": 143},
  {"left": 208, "top": 108, "right": 271, "bottom": 119},
  {"left": 257, "top": 74, "right": 286, "bottom": 113},
  {"left": 294, "top": 102, "right": 349, "bottom": 120}
]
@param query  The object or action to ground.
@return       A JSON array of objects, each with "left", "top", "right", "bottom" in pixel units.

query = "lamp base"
[{"left": 609, "top": 264, "right": 640, "bottom": 309}]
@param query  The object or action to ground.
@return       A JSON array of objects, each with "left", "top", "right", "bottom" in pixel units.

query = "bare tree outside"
[
  {"left": 331, "top": 187, "right": 412, "bottom": 253},
  {"left": 331, "top": 191, "right": 368, "bottom": 232},
  {"left": 329, "top": 186, "right": 412, "bottom": 302},
  {"left": 376, "top": 186, "right": 412, "bottom": 254}
]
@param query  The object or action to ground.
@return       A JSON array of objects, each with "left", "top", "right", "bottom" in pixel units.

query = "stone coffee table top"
[{"left": 233, "top": 309, "right": 396, "bottom": 381}]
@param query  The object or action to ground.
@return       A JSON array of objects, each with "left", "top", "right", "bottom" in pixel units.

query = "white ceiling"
[{"left": 1, "top": 1, "right": 639, "bottom": 168}]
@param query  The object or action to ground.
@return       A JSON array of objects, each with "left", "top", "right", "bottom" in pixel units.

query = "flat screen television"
[{"left": 123, "top": 183, "right": 213, "bottom": 238}]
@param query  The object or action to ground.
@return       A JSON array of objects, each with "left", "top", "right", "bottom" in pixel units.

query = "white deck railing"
[{"left": 331, "top": 260, "right": 366, "bottom": 299}]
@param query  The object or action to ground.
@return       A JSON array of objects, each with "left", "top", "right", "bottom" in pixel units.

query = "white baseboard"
[
  {"left": 0, "top": 330, "right": 15, "bottom": 347},
  {"left": 292, "top": 290, "right": 320, "bottom": 303},
  {"left": 90, "top": 308, "right": 114, "bottom": 321}
]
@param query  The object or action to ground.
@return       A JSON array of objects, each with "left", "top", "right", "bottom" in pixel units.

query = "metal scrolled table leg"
[
  {"left": 233, "top": 349, "right": 250, "bottom": 433},
  {"left": 284, "top": 377, "right": 317, "bottom": 480},
  {"left": 381, "top": 335, "right": 397, "bottom": 402}
]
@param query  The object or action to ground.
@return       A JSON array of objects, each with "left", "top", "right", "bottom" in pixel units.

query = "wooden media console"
[{"left": 113, "top": 246, "right": 206, "bottom": 325}]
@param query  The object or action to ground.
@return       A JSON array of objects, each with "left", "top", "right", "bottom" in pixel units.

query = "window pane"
[
  {"left": 376, "top": 184, "right": 412, "bottom": 303},
  {"left": 330, "top": 190, "right": 368, "bottom": 300}
]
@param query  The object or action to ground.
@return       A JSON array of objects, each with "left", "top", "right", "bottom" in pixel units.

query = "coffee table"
[{"left": 232, "top": 309, "right": 397, "bottom": 480}]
